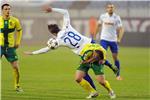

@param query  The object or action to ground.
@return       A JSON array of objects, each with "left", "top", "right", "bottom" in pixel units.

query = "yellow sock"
[
  {"left": 79, "top": 79, "right": 96, "bottom": 93},
  {"left": 103, "top": 80, "right": 112, "bottom": 92},
  {"left": 13, "top": 68, "right": 20, "bottom": 89}
]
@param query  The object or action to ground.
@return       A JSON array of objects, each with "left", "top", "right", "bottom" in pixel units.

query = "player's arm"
[
  {"left": 117, "top": 26, "right": 124, "bottom": 44},
  {"left": 95, "top": 15, "right": 102, "bottom": 40},
  {"left": 15, "top": 18, "right": 22, "bottom": 48},
  {"left": 81, "top": 50, "right": 104, "bottom": 64},
  {"left": 116, "top": 16, "right": 124, "bottom": 43},
  {"left": 24, "top": 38, "right": 59, "bottom": 55},
  {"left": 95, "top": 22, "right": 102, "bottom": 35},
  {"left": 24, "top": 46, "right": 50, "bottom": 55},
  {"left": 43, "top": 6, "right": 70, "bottom": 29}
]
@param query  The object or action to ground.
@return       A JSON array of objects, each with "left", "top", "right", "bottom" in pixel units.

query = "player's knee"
[
  {"left": 113, "top": 57, "right": 118, "bottom": 61},
  {"left": 112, "top": 53, "right": 118, "bottom": 60},
  {"left": 12, "top": 65, "right": 19, "bottom": 69},
  {"left": 75, "top": 77, "right": 82, "bottom": 83},
  {"left": 97, "top": 79, "right": 105, "bottom": 85},
  {"left": 11, "top": 61, "right": 19, "bottom": 69},
  {"left": 99, "top": 81, "right": 105, "bottom": 85}
]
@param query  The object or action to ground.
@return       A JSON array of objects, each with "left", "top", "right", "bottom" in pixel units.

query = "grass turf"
[{"left": 1, "top": 46, "right": 150, "bottom": 100}]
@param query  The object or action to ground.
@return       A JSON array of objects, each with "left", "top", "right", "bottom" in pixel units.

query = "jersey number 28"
[{"left": 64, "top": 32, "right": 81, "bottom": 48}]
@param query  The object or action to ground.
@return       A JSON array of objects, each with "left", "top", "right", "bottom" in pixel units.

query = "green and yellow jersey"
[
  {"left": 80, "top": 43, "right": 107, "bottom": 60},
  {"left": 0, "top": 16, "right": 22, "bottom": 47}
]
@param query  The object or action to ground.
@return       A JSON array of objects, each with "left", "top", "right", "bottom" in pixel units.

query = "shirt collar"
[
  {"left": 2, "top": 16, "right": 11, "bottom": 20},
  {"left": 106, "top": 13, "right": 115, "bottom": 17}
]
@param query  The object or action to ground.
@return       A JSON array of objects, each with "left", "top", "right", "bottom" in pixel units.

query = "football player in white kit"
[
  {"left": 96, "top": 3, "right": 124, "bottom": 80},
  {"left": 25, "top": 6, "right": 116, "bottom": 99}
]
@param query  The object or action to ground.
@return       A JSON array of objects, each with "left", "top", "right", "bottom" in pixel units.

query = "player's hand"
[
  {"left": 99, "top": 60, "right": 105, "bottom": 64},
  {"left": 42, "top": 5, "right": 52, "bottom": 13},
  {"left": 24, "top": 51, "right": 33, "bottom": 55},
  {"left": 81, "top": 60, "right": 88, "bottom": 64}
]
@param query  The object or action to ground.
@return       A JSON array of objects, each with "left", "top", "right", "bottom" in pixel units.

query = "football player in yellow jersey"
[
  {"left": 76, "top": 43, "right": 116, "bottom": 99},
  {"left": 0, "top": 3, "right": 23, "bottom": 92}
]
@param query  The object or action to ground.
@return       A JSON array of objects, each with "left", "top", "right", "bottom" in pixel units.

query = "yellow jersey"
[
  {"left": 80, "top": 43, "right": 107, "bottom": 60},
  {"left": 0, "top": 16, "right": 22, "bottom": 47}
]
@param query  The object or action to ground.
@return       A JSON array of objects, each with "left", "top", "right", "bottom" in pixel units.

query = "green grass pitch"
[{"left": 1, "top": 46, "right": 150, "bottom": 100}]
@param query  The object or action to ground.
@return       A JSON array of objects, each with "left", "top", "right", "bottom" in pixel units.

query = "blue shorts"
[{"left": 100, "top": 40, "right": 118, "bottom": 53}]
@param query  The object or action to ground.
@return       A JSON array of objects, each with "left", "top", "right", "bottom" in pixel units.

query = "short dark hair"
[
  {"left": 48, "top": 24, "right": 60, "bottom": 34},
  {"left": 95, "top": 50, "right": 104, "bottom": 60},
  {"left": 106, "top": 2, "right": 114, "bottom": 7},
  {"left": 1, "top": 3, "right": 10, "bottom": 10}
]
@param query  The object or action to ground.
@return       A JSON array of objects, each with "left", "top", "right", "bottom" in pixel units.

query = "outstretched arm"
[
  {"left": 24, "top": 47, "right": 50, "bottom": 55},
  {"left": 24, "top": 38, "right": 58, "bottom": 55},
  {"left": 43, "top": 5, "right": 70, "bottom": 29}
]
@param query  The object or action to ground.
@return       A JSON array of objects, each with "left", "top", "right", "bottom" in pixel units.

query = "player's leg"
[
  {"left": 6, "top": 48, "right": 23, "bottom": 92},
  {"left": 110, "top": 42, "right": 122, "bottom": 80},
  {"left": 75, "top": 70, "right": 96, "bottom": 93},
  {"left": 112, "top": 53, "right": 122, "bottom": 80},
  {"left": 10, "top": 61, "right": 21, "bottom": 89},
  {"left": 96, "top": 75, "right": 116, "bottom": 99},
  {"left": 76, "top": 63, "right": 98, "bottom": 98},
  {"left": 91, "top": 63, "right": 116, "bottom": 99},
  {"left": 80, "top": 51, "right": 97, "bottom": 90},
  {"left": 100, "top": 40, "right": 111, "bottom": 67},
  {"left": 100, "top": 40, "right": 117, "bottom": 72},
  {"left": 83, "top": 73, "right": 96, "bottom": 90}
]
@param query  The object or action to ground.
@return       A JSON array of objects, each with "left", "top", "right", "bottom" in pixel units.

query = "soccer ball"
[{"left": 47, "top": 38, "right": 58, "bottom": 49}]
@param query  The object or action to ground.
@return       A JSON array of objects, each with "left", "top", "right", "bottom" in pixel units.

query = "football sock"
[
  {"left": 13, "top": 68, "right": 20, "bottom": 89},
  {"left": 79, "top": 79, "right": 96, "bottom": 93},
  {"left": 102, "top": 80, "right": 112, "bottom": 92},
  {"left": 115, "top": 60, "right": 120, "bottom": 76},
  {"left": 104, "top": 60, "right": 112, "bottom": 68},
  {"left": 83, "top": 73, "right": 96, "bottom": 90},
  {"left": 105, "top": 60, "right": 118, "bottom": 73}
]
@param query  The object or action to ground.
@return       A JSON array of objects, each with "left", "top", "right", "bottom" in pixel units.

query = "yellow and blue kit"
[
  {"left": 0, "top": 16, "right": 22, "bottom": 47},
  {"left": 80, "top": 43, "right": 107, "bottom": 61},
  {"left": 77, "top": 43, "right": 107, "bottom": 75},
  {"left": 0, "top": 16, "right": 22, "bottom": 62}
]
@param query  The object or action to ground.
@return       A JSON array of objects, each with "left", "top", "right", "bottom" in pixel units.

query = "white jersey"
[
  {"left": 98, "top": 13, "right": 122, "bottom": 41},
  {"left": 32, "top": 8, "right": 91, "bottom": 55},
  {"left": 56, "top": 26, "right": 91, "bottom": 55},
  {"left": 51, "top": 8, "right": 91, "bottom": 55}
]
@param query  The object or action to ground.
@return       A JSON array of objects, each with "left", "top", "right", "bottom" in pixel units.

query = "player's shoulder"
[
  {"left": 10, "top": 16, "right": 20, "bottom": 22},
  {"left": 57, "top": 29, "right": 66, "bottom": 39},
  {"left": 100, "top": 13, "right": 107, "bottom": 17},
  {"left": 100, "top": 13, "right": 107, "bottom": 20},
  {"left": 113, "top": 13, "right": 121, "bottom": 19}
]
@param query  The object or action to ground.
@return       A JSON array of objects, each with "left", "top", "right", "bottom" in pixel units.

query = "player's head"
[
  {"left": 106, "top": 2, "right": 115, "bottom": 15},
  {"left": 1, "top": 3, "right": 11, "bottom": 17},
  {"left": 48, "top": 24, "right": 60, "bottom": 36},
  {"left": 95, "top": 50, "right": 104, "bottom": 60}
]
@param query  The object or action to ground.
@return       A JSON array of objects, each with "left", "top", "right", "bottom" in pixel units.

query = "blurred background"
[
  {"left": 1, "top": 1, "right": 149, "bottom": 100},
  {"left": 1, "top": 0, "right": 150, "bottom": 47}
]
